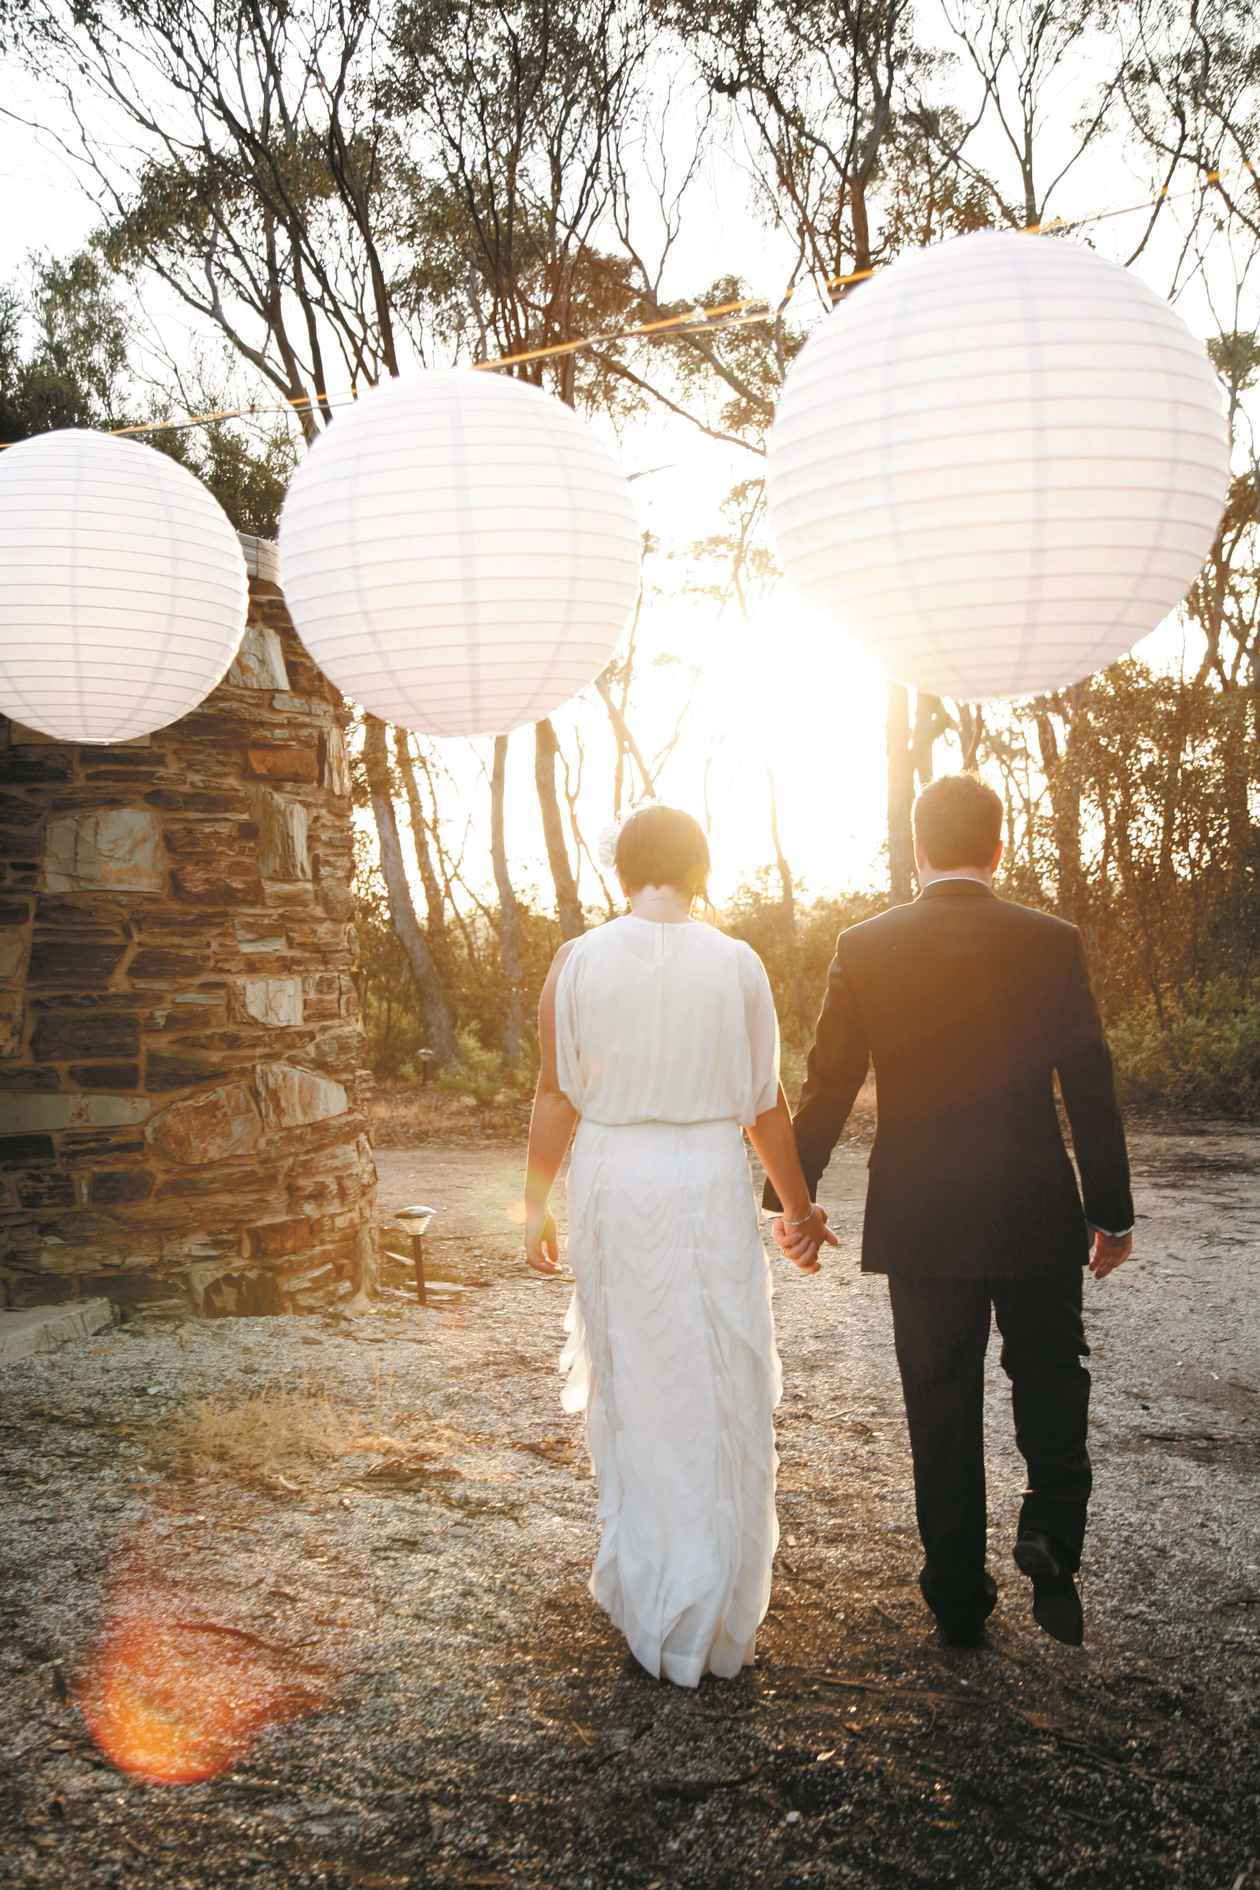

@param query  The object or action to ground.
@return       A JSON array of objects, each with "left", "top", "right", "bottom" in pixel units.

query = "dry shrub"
[
  {"left": 157, "top": 1369, "right": 430, "bottom": 1487},
  {"left": 369, "top": 1079, "right": 530, "bottom": 1150}
]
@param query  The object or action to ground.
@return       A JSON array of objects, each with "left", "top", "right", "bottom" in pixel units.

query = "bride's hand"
[
  {"left": 773, "top": 1206, "right": 836, "bottom": 1274},
  {"left": 524, "top": 1203, "right": 561, "bottom": 1276}
]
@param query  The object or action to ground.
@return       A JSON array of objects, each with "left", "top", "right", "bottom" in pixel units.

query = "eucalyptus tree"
[{"left": 386, "top": 0, "right": 659, "bottom": 940}]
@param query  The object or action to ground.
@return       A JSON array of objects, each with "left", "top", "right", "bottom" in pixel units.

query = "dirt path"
[{"left": 1, "top": 1127, "right": 1258, "bottom": 1890}]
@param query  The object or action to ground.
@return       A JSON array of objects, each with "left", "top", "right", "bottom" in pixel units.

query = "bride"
[{"left": 523, "top": 805, "right": 834, "bottom": 1687}]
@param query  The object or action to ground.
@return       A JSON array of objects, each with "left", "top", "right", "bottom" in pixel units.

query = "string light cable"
[{"left": 0, "top": 162, "right": 1251, "bottom": 452}]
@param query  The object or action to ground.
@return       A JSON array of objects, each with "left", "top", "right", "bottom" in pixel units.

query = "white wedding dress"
[{"left": 554, "top": 916, "right": 783, "bottom": 1687}]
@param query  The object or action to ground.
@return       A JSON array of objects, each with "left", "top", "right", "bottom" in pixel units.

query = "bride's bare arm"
[
  {"left": 747, "top": 1087, "right": 837, "bottom": 1274},
  {"left": 524, "top": 943, "right": 579, "bottom": 1275}
]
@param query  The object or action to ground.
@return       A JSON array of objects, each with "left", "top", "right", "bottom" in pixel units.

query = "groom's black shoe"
[
  {"left": 1014, "top": 1532, "right": 1084, "bottom": 1646},
  {"left": 920, "top": 1569, "right": 997, "bottom": 1649}
]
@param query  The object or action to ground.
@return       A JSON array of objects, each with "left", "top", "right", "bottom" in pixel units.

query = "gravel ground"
[{"left": 1, "top": 1124, "right": 1258, "bottom": 1890}]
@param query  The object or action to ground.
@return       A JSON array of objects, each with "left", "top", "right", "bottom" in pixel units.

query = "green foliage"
[
  {"left": 1110, "top": 980, "right": 1260, "bottom": 1119},
  {"left": 0, "top": 253, "right": 130, "bottom": 442},
  {"left": 436, "top": 1027, "right": 537, "bottom": 1105},
  {"left": 0, "top": 248, "right": 296, "bottom": 533}
]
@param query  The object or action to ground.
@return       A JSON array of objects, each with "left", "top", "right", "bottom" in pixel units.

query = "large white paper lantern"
[
  {"left": 0, "top": 429, "right": 248, "bottom": 743},
  {"left": 767, "top": 231, "right": 1232, "bottom": 700},
  {"left": 278, "top": 370, "right": 641, "bottom": 737}
]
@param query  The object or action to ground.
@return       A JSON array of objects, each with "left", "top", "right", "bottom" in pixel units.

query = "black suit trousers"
[{"left": 887, "top": 1271, "right": 1092, "bottom": 1606}]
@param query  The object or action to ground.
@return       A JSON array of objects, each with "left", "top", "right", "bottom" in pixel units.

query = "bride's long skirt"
[{"left": 560, "top": 1117, "right": 782, "bottom": 1687}]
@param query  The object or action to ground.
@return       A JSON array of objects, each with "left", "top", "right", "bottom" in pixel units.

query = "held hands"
[
  {"left": 1089, "top": 1228, "right": 1133, "bottom": 1279},
  {"left": 524, "top": 1202, "right": 561, "bottom": 1276},
  {"left": 771, "top": 1204, "right": 838, "bottom": 1274}
]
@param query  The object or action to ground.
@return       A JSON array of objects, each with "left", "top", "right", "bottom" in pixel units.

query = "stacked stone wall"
[{"left": 0, "top": 536, "right": 378, "bottom": 1315}]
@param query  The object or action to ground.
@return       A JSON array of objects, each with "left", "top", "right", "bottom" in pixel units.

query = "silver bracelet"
[{"left": 786, "top": 1206, "right": 817, "bottom": 1227}]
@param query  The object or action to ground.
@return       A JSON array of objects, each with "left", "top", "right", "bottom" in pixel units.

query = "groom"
[{"left": 768, "top": 773, "right": 1133, "bottom": 1647}]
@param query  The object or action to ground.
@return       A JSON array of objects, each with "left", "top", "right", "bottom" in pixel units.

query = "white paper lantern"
[
  {"left": 767, "top": 231, "right": 1232, "bottom": 700},
  {"left": 0, "top": 429, "right": 248, "bottom": 743},
  {"left": 278, "top": 370, "right": 641, "bottom": 737}
]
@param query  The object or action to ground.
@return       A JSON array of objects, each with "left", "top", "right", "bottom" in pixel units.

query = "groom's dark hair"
[
  {"left": 616, "top": 804, "right": 711, "bottom": 900},
  {"left": 913, "top": 773, "right": 1003, "bottom": 870}
]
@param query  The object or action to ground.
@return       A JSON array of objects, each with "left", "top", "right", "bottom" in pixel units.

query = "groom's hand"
[
  {"left": 524, "top": 1204, "right": 561, "bottom": 1276},
  {"left": 772, "top": 1206, "right": 837, "bottom": 1274},
  {"left": 1089, "top": 1228, "right": 1132, "bottom": 1279}
]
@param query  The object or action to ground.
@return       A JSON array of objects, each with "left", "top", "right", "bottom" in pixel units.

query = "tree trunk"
[
  {"left": 362, "top": 715, "right": 459, "bottom": 1067},
  {"left": 1035, "top": 697, "right": 1087, "bottom": 927},
  {"left": 393, "top": 728, "right": 452, "bottom": 977},
  {"left": 491, "top": 734, "right": 527, "bottom": 1069},
  {"left": 534, "top": 716, "right": 585, "bottom": 940},
  {"left": 767, "top": 768, "right": 808, "bottom": 1037},
  {"left": 886, "top": 683, "right": 915, "bottom": 904}
]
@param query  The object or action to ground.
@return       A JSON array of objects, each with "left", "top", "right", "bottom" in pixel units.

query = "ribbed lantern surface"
[
  {"left": 0, "top": 430, "right": 248, "bottom": 743},
  {"left": 278, "top": 370, "right": 642, "bottom": 737},
  {"left": 767, "top": 231, "right": 1232, "bottom": 701}
]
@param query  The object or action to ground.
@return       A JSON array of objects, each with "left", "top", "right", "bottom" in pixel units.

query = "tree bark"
[
  {"left": 886, "top": 683, "right": 916, "bottom": 904},
  {"left": 767, "top": 767, "right": 808, "bottom": 1036},
  {"left": 534, "top": 717, "right": 586, "bottom": 940},
  {"left": 491, "top": 734, "right": 527, "bottom": 1069},
  {"left": 393, "top": 727, "right": 452, "bottom": 977},
  {"left": 1035, "top": 696, "right": 1087, "bottom": 928},
  {"left": 362, "top": 715, "right": 459, "bottom": 1067}
]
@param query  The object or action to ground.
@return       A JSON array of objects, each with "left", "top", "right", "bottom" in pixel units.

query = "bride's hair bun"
[{"left": 613, "top": 804, "right": 711, "bottom": 901}]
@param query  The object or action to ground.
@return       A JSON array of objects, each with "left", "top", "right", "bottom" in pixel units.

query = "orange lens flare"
[{"left": 79, "top": 1613, "right": 327, "bottom": 1787}]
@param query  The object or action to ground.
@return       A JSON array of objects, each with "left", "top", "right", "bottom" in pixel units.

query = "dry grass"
[
  {"left": 369, "top": 1081, "right": 530, "bottom": 1150},
  {"left": 155, "top": 1366, "right": 433, "bottom": 1488}
]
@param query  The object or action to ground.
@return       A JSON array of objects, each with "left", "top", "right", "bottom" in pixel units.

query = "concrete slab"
[{"left": 0, "top": 1298, "right": 116, "bottom": 1364}]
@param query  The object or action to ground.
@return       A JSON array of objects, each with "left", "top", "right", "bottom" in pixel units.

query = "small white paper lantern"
[
  {"left": 767, "top": 231, "right": 1232, "bottom": 701},
  {"left": 0, "top": 429, "right": 248, "bottom": 743},
  {"left": 278, "top": 370, "right": 641, "bottom": 737}
]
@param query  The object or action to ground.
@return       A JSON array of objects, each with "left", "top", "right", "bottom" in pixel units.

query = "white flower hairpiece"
[
  {"left": 596, "top": 818, "right": 625, "bottom": 871},
  {"left": 596, "top": 803, "right": 651, "bottom": 872}
]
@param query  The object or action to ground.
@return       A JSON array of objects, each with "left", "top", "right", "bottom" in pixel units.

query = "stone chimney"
[{"left": 0, "top": 536, "right": 378, "bottom": 1315}]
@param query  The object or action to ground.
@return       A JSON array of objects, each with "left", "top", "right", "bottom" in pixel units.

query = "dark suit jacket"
[{"left": 766, "top": 879, "right": 1133, "bottom": 1278}]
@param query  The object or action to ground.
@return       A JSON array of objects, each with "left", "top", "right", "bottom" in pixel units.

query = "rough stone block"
[
  {"left": 26, "top": 935, "right": 128, "bottom": 988},
  {"left": 255, "top": 1061, "right": 348, "bottom": 1131},
  {"left": 147, "top": 1050, "right": 244, "bottom": 1092},
  {"left": 249, "top": 1216, "right": 314, "bottom": 1259},
  {"left": 241, "top": 977, "right": 303, "bottom": 1027},
  {"left": 317, "top": 882, "right": 354, "bottom": 922},
  {"left": 58, "top": 1129, "right": 146, "bottom": 1165},
  {"left": 68, "top": 1063, "right": 141, "bottom": 1089},
  {"left": 148, "top": 1085, "right": 263, "bottom": 1165},
  {"left": 248, "top": 790, "right": 310, "bottom": 883},
  {"left": 0, "top": 793, "right": 41, "bottom": 828},
  {"left": 30, "top": 1011, "right": 141, "bottom": 1062},
  {"left": 0, "top": 1133, "right": 55, "bottom": 1168},
  {"left": 129, "top": 948, "right": 205, "bottom": 982},
  {"left": 0, "top": 830, "right": 43, "bottom": 866},
  {"left": 321, "top": 729, "right": 352, "bottom": 798},
  {"left": 2, "top": 748, "right": 73, "bottom": 782},
  {"left": 43, "top": 809, "right": 165, "bottom": 894},
  {"left": 307, "top": 1024, "right": 363, "bottom": 1078},
  {"left": 0, "top": 1092, "right": 150, "bottom": 1133},
  {"left": 144, "top": 789, "right": 250, "bottom": 816},
  {"left": 16, "top": 1170, "right": 77, "bottom": 1209},
  {"left": 90, "top": 1168, "right": 154, "bottom": 1207},
  {"left": 227, "top": 622, "right": 290, "bottom": 692},
  {"left": 0, "top": 933, "right": 27, "bottom": 982},
  {"left": 0, "top": 1298, "right": 115, "bottom": 1362},
  {"left": 171, "top": 858, "right": 265, "bottom": 904},
  {"left": 247, "top": 746, "right": 318, "bottom": 784},
  {"left": 0, "top": 1065, "right": 59, "bottom": 1091},
  {"left": 0, "top": 992, "right": 21, "bottom": 1058},
  {"left": 234, "top": 920, "right": 286, "bottom": 955}
]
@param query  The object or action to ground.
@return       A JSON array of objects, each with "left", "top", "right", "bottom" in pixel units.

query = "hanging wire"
[{"left": 0, "top": 164, "right": 1250, "bottom": 452}]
